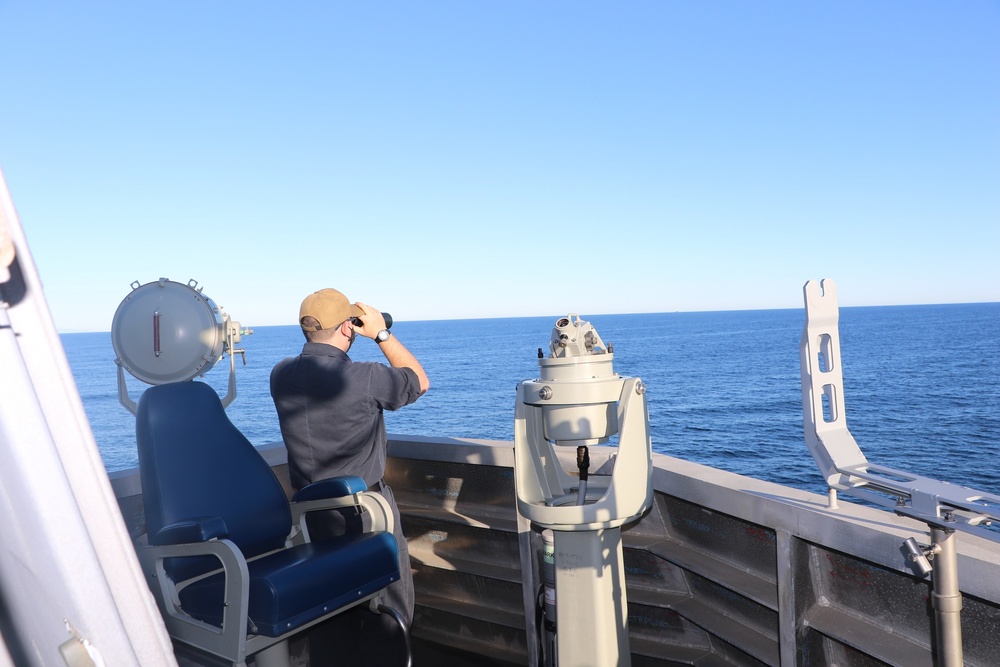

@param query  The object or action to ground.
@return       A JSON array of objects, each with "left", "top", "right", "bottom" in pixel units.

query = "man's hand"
[{"left": 353, "top": 302, "right": 387, "bottom": 339}]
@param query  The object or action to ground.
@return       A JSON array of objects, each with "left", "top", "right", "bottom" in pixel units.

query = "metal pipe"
[{"left": 930, "top": 526, "right": 963, "bottom": 667}]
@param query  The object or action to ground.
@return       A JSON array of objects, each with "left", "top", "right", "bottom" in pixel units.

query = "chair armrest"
[
  {"left": 136, "top": 538, "right": 250, "bottom": 661},
  {"left": 356, "top": 491, "right": 394, "bottom": 534},
  {"left": 292, "top": 475, "right": 367, "bottom": 502},
  {"left": 288, "top": 488, "right": 394, "bottom": 545},
  {"left": 151, "top": 516, "right": 229, "bottom": 545}
]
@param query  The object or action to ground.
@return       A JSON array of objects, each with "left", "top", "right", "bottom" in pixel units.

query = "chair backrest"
[{"left": 136, "top": 381, "right": 291, "bottom": 560}]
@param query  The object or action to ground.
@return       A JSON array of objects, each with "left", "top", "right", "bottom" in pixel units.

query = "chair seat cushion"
[{"left": 177, "top": 531, "right": 400, "bottom": 637}]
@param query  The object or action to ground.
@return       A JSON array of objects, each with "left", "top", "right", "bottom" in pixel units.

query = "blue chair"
[{"left": 134, "top": 381, "right": 409, "bottom": 667}]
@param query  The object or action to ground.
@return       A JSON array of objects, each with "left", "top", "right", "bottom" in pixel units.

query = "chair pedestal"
[{"left": 251, "top": 640, "right": 289, "bottom": 667}]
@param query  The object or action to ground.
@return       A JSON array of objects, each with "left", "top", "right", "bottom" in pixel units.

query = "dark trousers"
[{"left": 305, "top": 484, "right": 413, "bottom": 666}]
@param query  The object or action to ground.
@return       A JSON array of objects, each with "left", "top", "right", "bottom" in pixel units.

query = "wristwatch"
[{"left": 375, "top": 329, "right": 391, "bottom": 344}]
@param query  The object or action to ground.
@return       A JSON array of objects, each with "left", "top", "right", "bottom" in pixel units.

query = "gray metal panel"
[{"left": 1, "top": 170, "right": 177, "bottom": 667}]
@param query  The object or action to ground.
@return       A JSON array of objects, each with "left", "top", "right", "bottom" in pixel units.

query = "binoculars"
[{"left": 352, "top": 312, "right": 393, "bottom": 329}]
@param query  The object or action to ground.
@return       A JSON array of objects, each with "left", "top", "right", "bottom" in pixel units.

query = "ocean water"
[{"left": 63, "top": 303, "right": 1000, "bottom": 498}]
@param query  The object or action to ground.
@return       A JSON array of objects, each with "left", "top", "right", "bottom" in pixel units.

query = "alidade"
[{"left": 514, "top": 313, "right": 653, "bottom": 667}]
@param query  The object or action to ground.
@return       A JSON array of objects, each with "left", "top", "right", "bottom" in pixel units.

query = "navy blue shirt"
[{"left": 270, "top": 342, "right": 422, "bottom": 490}]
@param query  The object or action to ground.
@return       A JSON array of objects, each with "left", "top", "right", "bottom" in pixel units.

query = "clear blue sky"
[{"left": 1, "top": 1, "right": 997, "bottom": 332}]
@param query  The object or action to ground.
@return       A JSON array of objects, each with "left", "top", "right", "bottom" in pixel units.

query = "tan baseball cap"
[{"left": 299, "top": 288, "right": 364, "bottom": 331}]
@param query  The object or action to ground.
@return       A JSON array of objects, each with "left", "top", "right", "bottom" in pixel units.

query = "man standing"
[{"left": 270, "top": 288, "right": 429, "bottom": 664}]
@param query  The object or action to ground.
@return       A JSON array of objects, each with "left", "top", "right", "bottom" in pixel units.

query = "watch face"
[{"left": 377, "top": 329, "right": 390, "bottom": 342}]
